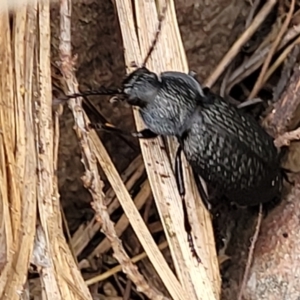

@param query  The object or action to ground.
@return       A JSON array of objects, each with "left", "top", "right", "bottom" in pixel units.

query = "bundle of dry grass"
[{"left": 0, "top": 0, "right": 92, "bottom": 299}]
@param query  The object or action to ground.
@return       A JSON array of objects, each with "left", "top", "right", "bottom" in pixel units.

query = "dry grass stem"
[
  {"left": 245, "top": 0, "right": 261, "bottom": 28},
  {"left": 34, "top": 1, "right": 92, "bottom": 299},
  {"left": 0, "top": 4, "right": 20, "bottom": 298},
  {"left": 0, "top": 3, "right": 37, "bottom": 298},
  {"left": 89, "top": 131, "right": 180, "bottom": 300},
  {"left": 88, "top": 180, "right": 151, "bottom": 257}
]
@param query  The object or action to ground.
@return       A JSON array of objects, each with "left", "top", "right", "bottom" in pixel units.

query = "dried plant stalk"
[
  {"left": 114, "top": 0, "right": 220, "bottom": 299},
  {"left": 0, "top": 3, "right": 36, "bottom": 298},
  {"left": 34, "top": 1, "right": 93, "bottom": 299}
]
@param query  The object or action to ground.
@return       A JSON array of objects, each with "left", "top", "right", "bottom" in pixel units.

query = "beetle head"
[{"left": 122, "top": 67, "right": 160, "bottom": 107}]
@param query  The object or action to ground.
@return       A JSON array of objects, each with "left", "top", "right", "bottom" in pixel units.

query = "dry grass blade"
[
  {"left": 0, "top": 1, "right": 90, "bottom": 297},
  {"left": 31, "top": 1, "right": 93, "bottom": 299},
  {"left": 245, "top": 0, "right": 261, "bottom": 28},
  {"left": 0, "top": 4, "right": 16, "bottom": 295},
  {"left": 0, "top": 0, "right": 59, "bottom": 13},
  {"left": 115, "top": 0, "right": 220, "bottom": 299}
]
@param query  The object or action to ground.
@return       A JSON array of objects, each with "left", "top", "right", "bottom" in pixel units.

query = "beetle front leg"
[{"left": 89, "top": 122, "right": 158, "bottom": 139}]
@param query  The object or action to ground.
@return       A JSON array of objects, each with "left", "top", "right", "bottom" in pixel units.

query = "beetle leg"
[
  {"left": 192, "top": 169, "right": 212, "bottom": 211},
  {"left": 131, "top": 129, "right": 158, "bottom": 139},
  {"left": 89, "top": 122, "right": 158, "bottom": 139},
  {"left": 174, "top": 145, "right": 201, "bottom": 264},
  {"left": 281, "top": 168, "right": 295, "bottom": 185}
]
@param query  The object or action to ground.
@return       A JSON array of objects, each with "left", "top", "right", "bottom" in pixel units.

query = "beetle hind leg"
[{"left": 175, "top": 145, "right": 202, "bottom": 264}]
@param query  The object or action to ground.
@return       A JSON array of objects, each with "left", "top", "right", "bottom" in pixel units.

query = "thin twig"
[
  {"left": 248, "top": 0, "right": 295, "bottom": 99},
  {"left": 237, "top": 204, "right": 263, "bottom": 300}
]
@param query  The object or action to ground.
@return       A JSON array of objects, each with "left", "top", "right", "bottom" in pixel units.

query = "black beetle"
[
  {"left": 61, "top": 8, "right": 283, "bottom": 263},
  {"left": 65, "top": 66, "right": 283, "bottom": 262}
]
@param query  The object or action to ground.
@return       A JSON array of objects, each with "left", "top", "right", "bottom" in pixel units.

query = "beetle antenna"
[
  {"left": 61, "top": 2, "right": 167, "bottom": 100},
  {"left": 66, "top": 87, "right": 122, "bottom": 99},
  {"left": 142, "top": 4, "right": 167, "bottom": 67}
]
